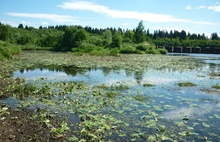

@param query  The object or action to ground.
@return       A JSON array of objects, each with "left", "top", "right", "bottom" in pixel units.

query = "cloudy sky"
[{"left": 1, "top": 0, "right": 220, "bottom": 37}]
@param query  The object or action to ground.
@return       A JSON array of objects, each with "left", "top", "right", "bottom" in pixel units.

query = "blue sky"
[{"left": 0, "top": 0, "right": 220, "bottom": 37}]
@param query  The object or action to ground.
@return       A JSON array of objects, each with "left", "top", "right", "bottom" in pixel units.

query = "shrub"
[
  {"left": 135, "top": 50, "right": 145, "bottom": 54},
  {"left": 0, "top": 47, "right": 12, "bottom": 59},
  {"left": 109, "top": 48, "right": 120, "bottom": 56},
  {"left": 146, "top": 49, "right": 158, "bottom": 54},
  {"left": 0, "top": 42, "right": 21, "bottom": 61},
  {"left": 8, "top": 45, "right": 21, "bottom": 54},
  {"left": 89, "top": 49, "right": 109, "bottom": 56},
  {"left": 78, "top": 43, "right": 96, "bottom": 53},
  {"left": 136, "top": 44, "right": 148, "bottom": 51},
  {"left": 120, "top": 46, "right": 136, "bottom": 54},
  {"left": 158, "top": 48, "right": 167, "bottom": 54}
]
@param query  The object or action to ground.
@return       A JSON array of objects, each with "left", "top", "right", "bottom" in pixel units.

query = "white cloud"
[
  {"left": 185, "top": 5, "right": 192, "bottom": 10},
  {"left": 122, "top": 22, "right": 128, "bottom": 26},
  {"left": 6, "top": 12, "right": 76, "bottom": 23},
  {"left": 42, "top": 21, "right": 49, "bottom": 25},
  {"left": 194, "top": 3, "right": 220, "bottom": 12},
  {"left": 58, "top": 1, "right": 215, "bottom": 25},
  {"left": 208, "top": 5, "right": 220, "bottom": 12},
  {"left": 195, "top": 5, "right": 206, "bottom": 9},
  {"left": 20, "top": 20, "right": 31, "bottom": 25},
  {"left": 0, "top": 20, "right": 18, "bottom": 27}
]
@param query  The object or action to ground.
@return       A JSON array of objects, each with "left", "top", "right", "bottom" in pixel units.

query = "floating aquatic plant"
[
  {"left": 212, "top": 85, "right": 220, "bottom": 89},
  {"left": 177, "top": 82, "right": 197, "bottom": 87}
]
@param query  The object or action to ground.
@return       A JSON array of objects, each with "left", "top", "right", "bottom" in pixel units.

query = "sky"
[{"left": 0, "top": 0, "right": 220, "bottom": 37}]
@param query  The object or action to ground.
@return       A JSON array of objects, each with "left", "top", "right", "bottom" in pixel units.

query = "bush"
[
  {"left": 78, "top": 43, "right": 96, "bottom": 53},
  {"left": 89, "top": 48, "right": 109, "bottom": 56},
  {"left": 0, "top": 47, "right": 12, "bottom": 59},
  {"left": 158, "top": 48, "right": 167, "bottom": 54},
  {"left": 109, "top": 48, "right": 120, "bottom": 56},
  {"left": 136, "top": 44, "right": 148, "bottom": 51},
  {"left": 135, "top": 50, "right": 145, "bottom": 54},
  {"left": 120, "top": 46, "right": 136, "bottom": 54},
  {"left": 146, "top": 49, "right": 158, "bottom": 54},
  {"left": 0, "top": 42, "right": 22, "bottom": 61},
  {"left": 8, "top": 45, "right": 21, "bottom": 54}
]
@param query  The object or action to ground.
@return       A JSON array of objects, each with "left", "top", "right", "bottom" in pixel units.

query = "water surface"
[{"left": 11, "top": 54, "right": 220, "bottom": 141}]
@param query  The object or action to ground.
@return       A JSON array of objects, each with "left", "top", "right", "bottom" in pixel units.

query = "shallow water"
[{"left": 11, "top": 54, "right": 220, "bottom": 141}]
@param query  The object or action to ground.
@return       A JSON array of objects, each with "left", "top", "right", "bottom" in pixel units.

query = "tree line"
[{"left": 0, "top": 21, "right": 220, "bottom": 54}]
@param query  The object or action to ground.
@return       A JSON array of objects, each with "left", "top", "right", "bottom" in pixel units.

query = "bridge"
[{"left": 157, "top": 46, "right": 220, "bottom": 54}]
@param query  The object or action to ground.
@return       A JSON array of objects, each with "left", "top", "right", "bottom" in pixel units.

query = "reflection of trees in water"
[
  {"left": 125, "top": 68, "right": 133, "bottom": 77},
  {"left": 101, "top": 67, "right": 112, "bottom": 76},
  {"left": 134, "top": 70, "right": 144, "bottom": 84},
  {"left": 19, "top": 65, "right": 146, "bottom": 83},
  {"left": 18, "top": 62, "right": 220, "bottom": 85},
  {"left": 207, "top": 63, "right": 220, "bottom": 73},
  {"left": 19, "top": 64, "right": 80, "bottom": 76}
]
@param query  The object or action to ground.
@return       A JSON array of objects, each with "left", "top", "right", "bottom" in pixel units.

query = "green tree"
[
  {"left": 61, "top": 27, "right": 88, "bottom": 51},
  {"left": 111, "top": 31, "right": 122, "bottom": 48},
  {"left": 61, "top": 26, "right": 78, "bottom": 51},
  {"left": 18, "top": 24, "right": 24, "bottom": 29},
  {"left": 74, "top": 29, "right": 89, "bottom": 46},
  {"left": 134, "top": 21, "right": 145, "bottom": 43},
  {"left": 181, "top": 39, "right": 191, "bottom": 47},
  {"left": 0, "top": 24, "right": 11, "bottom": 41},
  {"left": 102, "top": 29, "right": 112, "bottom": 47},
  {"left": 211, "top": 33, "right": 219, "bottom": 40},
  {"left": 123, "top": 30, "right": 134, "bottom": 43},
  {"left": 180, "top": 30, "right": 186, "bottom": 40}
]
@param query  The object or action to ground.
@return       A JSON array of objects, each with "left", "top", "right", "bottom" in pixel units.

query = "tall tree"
[
  {"left": 18, "top": 24, "right": 24, "bottom": 29},
  {"left": 111, "top": 31, "right": 122, "bottom": 48},
  {"left": 74, "top": 29, "right": 89, "bottom": 45},
  {"left": 61, "top": 26, "right": 78, "bottom": 51},
  {"left": 134, "top": 20, "right": 145, "bottom": 43},
  {"left": 180, "top": 30, "right": 186, "bottom": 40},
  {"left": 124, "top": 29, "right": 134, "bottom": 43},
  {"left": 211, "top": 33, "right": 219, "bottom": 40},
  {"left": 102, "top": 29, "right": 112, "bottom": 47},
  {"left": 0, "top": 24, "right": 11, "bottom": 41}
]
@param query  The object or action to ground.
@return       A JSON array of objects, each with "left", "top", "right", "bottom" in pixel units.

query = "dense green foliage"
[
  {"left": 0, "top": 41, "right": 21, "bottom": 60},
  {"left": 0, "top": 21, "right": 220, "bottom": 56}
]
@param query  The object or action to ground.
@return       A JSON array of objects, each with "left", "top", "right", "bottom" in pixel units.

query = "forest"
[{"left": 0, "top": 20, "right": 220, "bottom": 60}]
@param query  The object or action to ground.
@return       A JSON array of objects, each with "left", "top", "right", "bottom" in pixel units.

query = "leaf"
[{"left": 202, "top": 123, "right": 210, "bottom": 128}]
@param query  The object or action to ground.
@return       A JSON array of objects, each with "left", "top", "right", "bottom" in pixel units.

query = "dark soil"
[
  {"left": 0, "top": 107, "right": 50, "bottom": 142},
  {"left": 0, "top": 79, "right": 67, "bottom": 142}
]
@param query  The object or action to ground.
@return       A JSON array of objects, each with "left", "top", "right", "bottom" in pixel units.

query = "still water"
[{"left": 12, "top": 54, "right": 220, "bottom": 141}]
